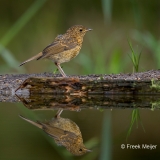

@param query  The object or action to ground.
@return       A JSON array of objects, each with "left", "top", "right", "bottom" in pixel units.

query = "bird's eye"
[
  {"left": 79, "top": 29, "right": 83, "bottom": 32},
  {"left": 79, "top": 148, "right": 82, "bottom": 152}
]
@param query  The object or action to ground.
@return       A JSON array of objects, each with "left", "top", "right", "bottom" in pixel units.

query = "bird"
[
  {"left": 19, "top": 109, "right": 91, "bottom": 156},
  {"left": 19, "top": 25, "right": 92, "bottom": 77}
]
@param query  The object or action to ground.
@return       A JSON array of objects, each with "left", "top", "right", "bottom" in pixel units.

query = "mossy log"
[
  {"left": 17, "top": 71, "right": 160, "bottom": 95},
  {"left": 1, "top": 70, "right": 160, "bottom": 103}
]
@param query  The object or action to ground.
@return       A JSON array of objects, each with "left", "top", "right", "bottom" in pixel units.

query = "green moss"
[{"left": 151, "top": 79, "right": 160, "bottom": 89}]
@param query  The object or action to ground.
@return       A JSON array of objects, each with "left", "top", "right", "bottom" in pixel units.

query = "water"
[{"left": 0, "top": 94, "right": 160, "bottom": 160}]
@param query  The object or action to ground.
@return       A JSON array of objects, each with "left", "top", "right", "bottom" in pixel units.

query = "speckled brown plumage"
[
  {"left": 20, "top": 25, "right": 92, "bottom": 77},
  {"left": 19, "top": 110, "right": 91, "bottom": 156}
]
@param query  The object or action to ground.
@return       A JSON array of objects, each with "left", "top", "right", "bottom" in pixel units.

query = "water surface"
[{"left": 0, "top": 95, "right": 160, "bottom": 160}]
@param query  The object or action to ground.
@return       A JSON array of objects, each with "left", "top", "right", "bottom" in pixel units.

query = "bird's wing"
[
  {"left": 37, "top": 37, "right": 77, "bottom": 60},
  {"left": 41, "top": 123, "right": 77, "bottom": 139}
]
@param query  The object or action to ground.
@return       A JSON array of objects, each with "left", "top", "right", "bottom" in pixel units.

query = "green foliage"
[
  {"left": 128, "top": 40, "right": 141, "bottom": 73},
  {"left": 108, "top": 48, "right": 123, "bottom": 73},
  {"left": 101, "top": 0, "right": 112, "bottom": 24},
  {"left": 127, "top": 41, "right": 145, "bottom": 140},
  {"left": 151, "top": 102, "right": 160, "bottom": 111},
  {"left": 130, "top": 0, "right": 142, "bottom": 29},
  {"left": 0, "top": 45, "right": 25, "bottom": 72},
  {"left": 0, "top": 0, "right": 47, "bottom": 73},
  {"left": 126, "top": 109, "right": 145, "bottom": 141},
  {"left": 99, "top": 111, "right": 112, "bottom": 160},
  {"left": 132, "top": 30, "right": 160, "bottom": 68}
]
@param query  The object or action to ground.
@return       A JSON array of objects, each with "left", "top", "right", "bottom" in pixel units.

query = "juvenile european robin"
[
  {"left": 19, "top": 109, "right": 91, "bottom": 156},
  {"left": 19, "top": 25, "right": 92, "bottom": 77}
]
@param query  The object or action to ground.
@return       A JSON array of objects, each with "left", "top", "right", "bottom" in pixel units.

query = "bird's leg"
[
  {"left": 55, "top": 62, "right": 67, "bottom": 77},
  {"left": 55, "top": 109, "right": 63, "bottom": 118}
]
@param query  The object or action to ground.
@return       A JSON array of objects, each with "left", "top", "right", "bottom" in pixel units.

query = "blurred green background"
[
  {"left": 1, "top": 0, "right": 160, "bottom": 160},
  {"left": 0, "top": 0, "right": 160, "bottom": 75}
]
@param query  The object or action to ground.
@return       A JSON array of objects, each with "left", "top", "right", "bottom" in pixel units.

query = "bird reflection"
[{"left": 19, "top": 109, "right": 91, "bottom": 156}]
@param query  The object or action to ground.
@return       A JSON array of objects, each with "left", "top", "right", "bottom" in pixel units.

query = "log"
[
  {"left": 16, "top": 70, "right": 160, "bottom": 95},
  {"left": 1, "top": 70, "right": 160, "bottom": 110}
]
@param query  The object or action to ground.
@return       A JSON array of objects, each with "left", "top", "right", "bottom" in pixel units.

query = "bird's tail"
[
  {"left": 19, "top": 52, "right": 43, "bottom": 66},
  {"left": 19, "top": 115, "right": 42, "bottom": 129}
]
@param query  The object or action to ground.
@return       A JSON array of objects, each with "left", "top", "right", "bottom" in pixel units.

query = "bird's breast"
[{"left": 49, "top": 45, "right": 81, "bottom": 64}]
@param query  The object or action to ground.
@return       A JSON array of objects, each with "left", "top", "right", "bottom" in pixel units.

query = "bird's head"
[
  {"left": 66, "top": 25, "right": 92, "bottom": 38},
  {"left": 67, "top": 143, "right": 92, "bottom": 156}
]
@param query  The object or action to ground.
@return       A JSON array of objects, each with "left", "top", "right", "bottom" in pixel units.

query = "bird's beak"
[
  {"left": 86, "top": 28, "right": 93, "bottom": 31},
  {"left": 86, "top": 148, "right": 92, "bottom": 152}
]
